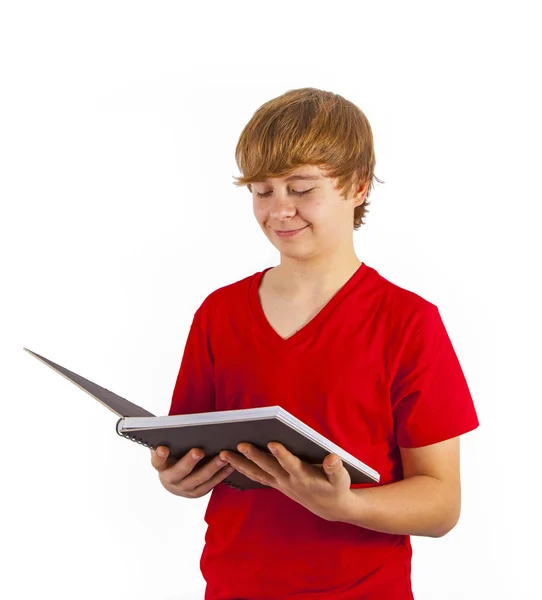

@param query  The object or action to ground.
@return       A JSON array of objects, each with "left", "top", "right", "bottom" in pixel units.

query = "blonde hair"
[{"left": 232, "top": 87, "right": 384, "bottom": 230}]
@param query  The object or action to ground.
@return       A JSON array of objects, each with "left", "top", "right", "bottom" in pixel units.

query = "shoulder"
[
  {"left": 365, "top": 264, "right": 440, "bottom": 333},
  {"left": 195, "top": 268, "right": 263, "bottom": 317}
]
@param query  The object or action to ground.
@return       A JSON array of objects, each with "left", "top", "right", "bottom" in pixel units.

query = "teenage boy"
[{"left": 151, "top": 87, "right": 479, "bottom": 599}]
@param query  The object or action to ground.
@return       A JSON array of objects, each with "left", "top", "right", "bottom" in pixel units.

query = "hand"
[
  {"left": 151, "top": 446, "right": 235, "bottom": 499},
  {"left": 219, "top": 443, "right": 353, "bottom": 522}
]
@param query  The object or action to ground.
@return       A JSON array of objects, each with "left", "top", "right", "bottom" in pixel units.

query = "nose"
[{"left": 268, "top": 193, "right": 298, "bottom": 219}]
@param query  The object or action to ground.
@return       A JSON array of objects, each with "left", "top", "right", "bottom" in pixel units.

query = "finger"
[
  {"left": 266, "top": 443, "right": 301, "bottom": 476},
  {"left": 150, "top": 445, "right": 171, "bottom": 472},
  {"left": 191, "top": 464, "right": 236, "bottom": 496},
  {"left": 222, "top": 450, "right": 274, "bottom": 483},
  {"left": 230, "top": 460, "right": 271, "bottom": 486},
  {"left": 165, "top": 449, "right": 207, "bottom": 485},
  {"left": 229, "top": 449, "right": 288, "bottom": 487},
  {"left": 169, "top": 455, "right": 232, "bottom": 495}
]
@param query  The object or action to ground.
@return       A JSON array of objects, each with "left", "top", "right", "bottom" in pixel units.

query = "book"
[{"left": 24, "top": 347, "right": 380, "bottom": 491}]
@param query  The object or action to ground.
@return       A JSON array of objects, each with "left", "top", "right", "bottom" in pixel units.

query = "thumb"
[
  {"left": 324, "top": 454, "right": 341, "bottom": 475},
  {"left": 324, "top": 455, "right": 351, "bottom": 486}
]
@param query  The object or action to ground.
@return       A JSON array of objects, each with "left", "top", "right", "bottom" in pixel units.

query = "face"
[{"left": 251, "top": 165, "right": 366, "bottom": 258}]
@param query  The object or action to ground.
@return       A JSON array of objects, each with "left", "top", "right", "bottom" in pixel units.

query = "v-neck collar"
[{"left": 248, "top": 262, "right": 369, "bottom": 350}]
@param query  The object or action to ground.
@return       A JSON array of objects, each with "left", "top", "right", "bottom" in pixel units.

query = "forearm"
[{"left": 337, "top": 475, "right": 460, "bottom": 538}]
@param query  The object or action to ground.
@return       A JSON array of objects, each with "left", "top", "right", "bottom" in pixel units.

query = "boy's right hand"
[{"left": 150, "top": 446, "right": 235, "bottom": 498}]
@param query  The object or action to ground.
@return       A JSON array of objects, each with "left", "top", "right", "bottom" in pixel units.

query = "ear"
[{"left": 353, "top": 179, "right": 369, "bottom": 206}]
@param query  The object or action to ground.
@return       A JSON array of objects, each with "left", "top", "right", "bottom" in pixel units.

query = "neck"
[{"left": 272, "top": 253, "right": 362, "bottom": 299}]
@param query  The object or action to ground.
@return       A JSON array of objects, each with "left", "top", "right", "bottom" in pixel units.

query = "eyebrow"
[{"left": 254, "top": 174, "right": 323, "bottom": 183}]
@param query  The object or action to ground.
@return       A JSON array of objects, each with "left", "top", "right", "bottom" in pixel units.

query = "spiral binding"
[
  {"left": 116, "top": 418, "right": 155, "bottom": 449},
  {"left": 122, "top": 431, "right": 153, "bottom": 448},
  {"left": 223, "top": 479, "right": 242, "bottom": 490}
]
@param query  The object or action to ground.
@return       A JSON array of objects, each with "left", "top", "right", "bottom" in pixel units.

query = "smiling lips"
[{"left": 274, "top": 225, "right": 308, "bottom": 237}]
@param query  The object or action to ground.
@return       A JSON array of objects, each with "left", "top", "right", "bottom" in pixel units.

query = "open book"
[{"left": 24, "top": 347, "right": 380, "bottom": 491}]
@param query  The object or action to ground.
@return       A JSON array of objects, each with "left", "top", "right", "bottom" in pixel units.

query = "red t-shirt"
[{"left": 168, "top": 263, "right": 479, "bottom": 599}]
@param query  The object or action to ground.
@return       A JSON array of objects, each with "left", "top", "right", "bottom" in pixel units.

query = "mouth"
[{"left": 274, "top": 225, "right": 309, "bottom": 238}]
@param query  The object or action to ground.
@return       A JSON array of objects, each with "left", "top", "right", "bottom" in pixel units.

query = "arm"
[{"left": 337, "top": 437, "right": 461, "bottom": 538}]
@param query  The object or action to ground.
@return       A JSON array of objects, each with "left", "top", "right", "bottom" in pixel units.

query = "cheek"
[
  {"left": 252, "top": 204, "right": 262, "bottom": 220},
  {"left": 254, "top": 207, "right": 268, "bottom": 224},
  {"left": 253, "top": 203, "right": 273, "bottom": 223}
]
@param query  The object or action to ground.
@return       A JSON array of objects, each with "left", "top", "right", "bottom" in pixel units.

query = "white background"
[{"left": 1, "top": 1, "right": 540, "bottom": 599}]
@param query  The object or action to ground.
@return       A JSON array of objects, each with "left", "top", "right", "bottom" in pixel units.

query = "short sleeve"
[
  {"left": 168, "top": 297, "right": 216, "bottom": 416},
  {"left": 390, "top": 305, "right": 479, "bottom": 448}
]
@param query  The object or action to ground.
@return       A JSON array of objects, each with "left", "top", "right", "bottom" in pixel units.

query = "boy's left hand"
[{"left": 219, "top": 442, "right": 353, "bottom": 522}]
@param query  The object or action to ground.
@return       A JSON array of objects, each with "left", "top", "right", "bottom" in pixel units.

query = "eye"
[{"left": 254, "top": 188, "right": 314, "bottom": 199}]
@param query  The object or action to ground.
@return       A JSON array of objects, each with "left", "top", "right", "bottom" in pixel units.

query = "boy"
[{"left": 150, "top": 87, "right": 479, "bottom": 599}]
